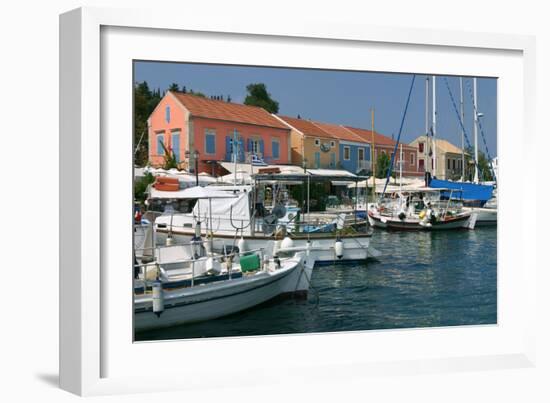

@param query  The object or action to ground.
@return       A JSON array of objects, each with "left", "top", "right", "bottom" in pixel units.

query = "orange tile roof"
[
  {"left": 171, "top": 91, "right": 289, "bottom": 130},
  {"left": 309, "top": 121, "right": 364, "bottom": 142},
  {"left": 344, "top": 126, "right": 415, "bottom": 150},
  {"left": 277, "top": 115, "right": 333, "bottom": 138}
]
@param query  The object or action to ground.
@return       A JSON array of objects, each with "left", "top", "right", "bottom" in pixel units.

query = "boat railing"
[
  {"left": 134, "top": 244, "right": 268, "bottom": 288},
  {"left": 155, "top": 214, "right": 362, "bottom": 236}
]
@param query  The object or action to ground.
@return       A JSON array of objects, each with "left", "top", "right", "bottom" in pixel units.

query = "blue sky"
[{"left": 135, "top": 61, "right": 497, "bottom": 157}]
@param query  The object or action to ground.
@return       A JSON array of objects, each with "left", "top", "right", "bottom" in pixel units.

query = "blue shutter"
[
  {"left": 272, "top": 141, "right": 279, "bottom": 159},
  {"left": 259, "top": 139, "right": 264, "bottom": 157},
  {"left": 238, "top": 138, "right": 245, "bottom": 162},
  {"left": 315, "top": 152, "right": 321, "bottom": 168},
  {"left": 172, "top": 134, "right": 180, "bottom": 162},
  {"left": 247, "top": 139, "right": 252, "bottom": 152},
  {"left": 330, "top": 152, "right": 335, "bottom": 168},
  {"left": 225, "top": 136, "right": 231, "bottom": 161},
  {"left": 205, "top": 132, "right": 216, "bottom": 154}
]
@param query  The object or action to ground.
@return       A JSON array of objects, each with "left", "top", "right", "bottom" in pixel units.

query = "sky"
[{"left": 135, "top": 61, "right": 497, "bottom": 157}]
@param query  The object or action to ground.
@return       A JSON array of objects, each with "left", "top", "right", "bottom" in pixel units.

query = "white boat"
[
  {"left": 134, "top": 251, "right": 314, "bottom": 332},
  {"left": 367, "top": 188, "right": 476, "bottom": 231},
  {"left": 153, "top": 185, "right": 376, "bottom": 265},
  {"left": 464, "top": 206, "right": 497, "bottom": 226}
]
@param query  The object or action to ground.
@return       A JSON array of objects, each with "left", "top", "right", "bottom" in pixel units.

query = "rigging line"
[
  {"left": 442, "top": 77, "right": 483, "bottom": 180},
  {"left": 464, "top": 79, "right": 497, "bottom": 182},
  {"left": 381, "top": 75, "right": 416, "bottom": 199},
  {"left": 134, "top": 127, "right": 147, "bottom": 156}
]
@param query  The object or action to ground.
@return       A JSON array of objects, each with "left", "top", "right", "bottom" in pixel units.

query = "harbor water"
[{"left": 135, "top": 227, "right": 497, "bottom": 341}]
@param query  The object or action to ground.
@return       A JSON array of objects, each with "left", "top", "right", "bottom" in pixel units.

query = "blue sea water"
[{"left": 135, "top": 227, "right": 497, "bottom": 341}]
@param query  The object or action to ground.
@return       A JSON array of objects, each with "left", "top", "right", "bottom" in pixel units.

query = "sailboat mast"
[
  {"left": 432, "top": 75, "right": 437, "bottom": 178},
  {"left": 460, "top": 77, "right": 465, "bottom": 181},
  {"left": 233, "top": 128, "right": 238, "bottom": 184},
  {"left": 425, "top": 77, "right": 429, "bottom": 176},
  {"left": 371, "top": 108, "right": 376, "bottom": 202},
  {"left": 399, "top": 143, "right": 403, "bottom": 194},
  {"left": 473, "top": 77, "right": 479, "bottom": 183}
]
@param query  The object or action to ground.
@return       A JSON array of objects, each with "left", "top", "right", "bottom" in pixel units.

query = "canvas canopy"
[{"left": 193, "top": 191, "right": 250, "bottom": 224}]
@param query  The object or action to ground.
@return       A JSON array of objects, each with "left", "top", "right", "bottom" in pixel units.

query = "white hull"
[
  {"left": 465, "top": 207, "right": 497, "bottom": 226},
  {"left": 135, "top": 254, "right": 313, "bottom": 332},
  {"left": 367, "top": 211, "right": 472, "bottom": 230}
]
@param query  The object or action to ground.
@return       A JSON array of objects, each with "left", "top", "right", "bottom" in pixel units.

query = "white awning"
[{"left": 306, "top": 168, "right": 357, "bottom": 178}]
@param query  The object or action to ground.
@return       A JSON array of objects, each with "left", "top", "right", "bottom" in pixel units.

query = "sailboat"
[{"left": 426, "top": 76, "right": 496, "bottom": 226}]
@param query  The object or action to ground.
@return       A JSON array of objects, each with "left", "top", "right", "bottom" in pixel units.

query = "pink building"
[{"left": 148, "top": 91, "right": 291, "bottom": 174}]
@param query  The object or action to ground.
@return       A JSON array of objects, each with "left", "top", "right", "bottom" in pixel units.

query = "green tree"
[
  {"left": 465, "top": 146, "right": 494, "bottom": 181},
  {"left": 134, "top": 172, "right": 155, "bottom": 204},
  {"left": 133, "top": 81, "right": 160, "bottom": 166},
  {"left": 188, "top": 89, "right": 207, "bottom": 98},
  {"left": 168, "top": 83, "right": 180, "bottom": 91},
  {"left": 244, "top": 83, "right": 279, "bottom": 113},
  {"left": 375, "top": 152, "right": 391, "bottom": 179}
]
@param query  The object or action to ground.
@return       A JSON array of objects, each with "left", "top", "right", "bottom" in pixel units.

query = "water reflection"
[{"left": 136, "top": 228, "right": 497, "bottom": 341}]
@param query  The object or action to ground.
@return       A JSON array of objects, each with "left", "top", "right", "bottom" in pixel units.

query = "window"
[
  {"left": 156, "top": 133, "right": 165, "bottom": 155},
  {"left": 226, "top": 131, "right": 241, "bottom": 161},
  {"left": 330, "top": 140, "right": 335, "bottom": 147},
  {"left": 314, "top": 138, "right": 320, "bottom": 146},
  {"left": 314, "top": 152, "right": 321, "bottom": 168},
  {"left": 165, "top": 105, "right": 170, "bottom": 123},
  {"left": 205, "top": 129, "right": 216, "bottom": 154},
  {"left": 410, "top": 153, "right": 415, "bottom": 166},
  {"left": 419, "top": 142, "right": 424, "bottom": 153},
  {"left": 172, "top": 130, "right": 181, "bottom": 162},
  {"left": 251, "top": 139, "right": 260, "bottom": 154},
  {"left": 452, "top": 159, "right": 456, "bottom": 170},
  {"left": 358, "top": 148, "right": 365, "bottom": 161},
  {"left": 343, "top": 146, "right": 350, "bottom": 160},
  {"left": 272, "top": 139, "right": 280, "bottom": 159},
  {"left": 447, "top": 159, "right": 451, "bottom": 169}
]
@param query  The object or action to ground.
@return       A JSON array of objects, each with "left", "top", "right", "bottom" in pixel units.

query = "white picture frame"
[{"left": 60, "top": 6, "right": 537, "bottom": 396}]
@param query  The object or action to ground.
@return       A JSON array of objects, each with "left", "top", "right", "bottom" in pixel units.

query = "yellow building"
[
  {"left": 409, "top": 136, "right": 469, "bottom": 180},
  {"left": 275, "top": 115, "right": 339, "bottom": 169}
]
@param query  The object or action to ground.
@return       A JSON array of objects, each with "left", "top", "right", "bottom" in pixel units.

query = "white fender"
[
  {"left": 334, "top": 239, "right": 344, "bottom": 259},
  {"left": 237, "top": 237, "right": 247, "bottom": 253},
  {"left": 152, "top": 281, "right": 164, "bottom": 317}
]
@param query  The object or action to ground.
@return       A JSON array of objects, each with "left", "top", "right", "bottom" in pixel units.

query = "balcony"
[{"left": 357, "top": 160, "right": 371, "bottom": 172}]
